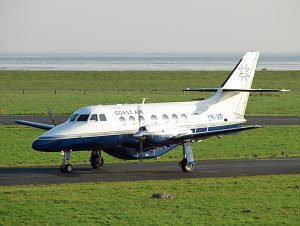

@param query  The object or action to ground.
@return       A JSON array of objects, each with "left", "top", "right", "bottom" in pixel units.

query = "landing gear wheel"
[
  {"left": 91, "top": 157, "right": 104, "bottom": 169},
  {"left": 60, "top": 164, "right": 73, "bottom": 173},
  {"left": 60, "top": 165, "right": 65, "bottom": 173},
  {"left": 64, "top": 164, "right": 73, "bottom": 173},
  {"left": 180, "top": 158, "right": 195, "bottom": 172}
]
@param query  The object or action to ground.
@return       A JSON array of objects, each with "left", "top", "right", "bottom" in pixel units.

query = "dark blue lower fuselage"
[{"left": 32, "top": 123, "right": 241, "bottom": 160}]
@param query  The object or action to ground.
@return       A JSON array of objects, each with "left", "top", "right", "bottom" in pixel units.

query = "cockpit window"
[
  {"left": 77, "top": 114, "right": 90, "bottom": 122},
  {"left": 69, "top": 114, "right": 79, "bottom": 122},
  {"left": 90, "top": 114, "right": 98, "bottom": 121},
  {"left": 99, "top": 114, "right": 107, "bottom": 121}
]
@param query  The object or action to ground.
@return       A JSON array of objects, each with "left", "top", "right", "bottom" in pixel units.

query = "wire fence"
[{"left": 0, "top": 88, "right": 191, "bottom": 95}]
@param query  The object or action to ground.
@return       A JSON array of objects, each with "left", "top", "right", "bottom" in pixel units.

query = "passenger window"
[
  {"left": 99, "top": 114, "right": 107, "bottom": 121},
  {"left": 90, "top": 114, "right": 98, "bottom": 121},
  {"left": 129, "top": 116, "right": 136, "bottom": 125},
  {"left": 69, "top": 114, "right": 79, "bottom": 122},
  {"left": 181, "top": 114, "right": 187, "bottom": 122},
  {"left": 162, "top": 114, "right": 169, "bottom": 123},
  {"left": 77, "top": 114, "right": 90, "bottom": 121},
  {"left": 172, "top": 114, "right": 178, "bottom": 123},
  {"left": 151, "top": 115, "right": 157, "bottom": 124},
  {"left": 119, "top": 116, "right": 126, "bottom": 125}
]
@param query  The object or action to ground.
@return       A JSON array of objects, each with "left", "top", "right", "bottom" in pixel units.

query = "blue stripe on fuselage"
[{"left": 32, "top": 123, "right": 242, "bottom": 159}]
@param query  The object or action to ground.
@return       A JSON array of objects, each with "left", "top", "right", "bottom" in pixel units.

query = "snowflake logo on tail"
[{"left": 238, "top": 64, "right": 250, "bottom": 81}]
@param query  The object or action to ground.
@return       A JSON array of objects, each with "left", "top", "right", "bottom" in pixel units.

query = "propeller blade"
[
  {"left": 47, "top": 109, "right": 56, "bottom": 126},
  {"left": 139, "top": 140, "right": 144, "bottom": 164}
]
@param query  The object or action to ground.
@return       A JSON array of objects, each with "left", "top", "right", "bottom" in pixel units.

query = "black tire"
[
  {"left": 60, "top": 165, "right": 65, "bottom": 173},
  {"left": 91, "top": 157, "right": 104, "bottom": 169},
  {"left": 180, "top": 158, "right": 195, "bottom": 172},
  {"left": 64, "top": 164, "right": 73, "bottom": 173}
]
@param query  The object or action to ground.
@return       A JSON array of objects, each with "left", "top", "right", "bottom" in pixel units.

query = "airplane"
[{"left": 15, "top": 51, "right": 289, "bottom": 173}]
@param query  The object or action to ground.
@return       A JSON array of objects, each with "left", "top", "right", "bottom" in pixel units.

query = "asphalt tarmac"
[
  {"left": 1, "top": 158, "right": 299, "bottom": 186},
  {"left": 1, "top": 117, "right": 299, "bottom": 186},
  {"left": 1, "top": 116, "right": 299, "bottom": 125}
]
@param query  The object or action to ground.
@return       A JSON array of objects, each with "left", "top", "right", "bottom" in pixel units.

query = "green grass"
[
  {"left": 1, "top": 125, "right": 299, "bottom": 167},
  {"left": 1, "top": 71, "right": 299, "bottom": 226},
  {"left": 1, "top": 175, "right": 299, "bottom": 225},
  {"left": 0, "top": 71, "right": 299, "bottom": 115}
]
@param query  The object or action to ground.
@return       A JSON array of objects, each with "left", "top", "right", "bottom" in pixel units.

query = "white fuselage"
[{"left": 39, "top": 99, "right": 245, "bottom": 141}]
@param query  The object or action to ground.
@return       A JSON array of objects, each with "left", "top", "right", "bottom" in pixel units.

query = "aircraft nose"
[{"left": 32, "top": 139, "right": 57, "bottom": 152}]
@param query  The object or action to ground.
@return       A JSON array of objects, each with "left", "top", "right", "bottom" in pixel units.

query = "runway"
[
  {"left": 0, "top": 116, "right": 300, "bottom": 125},
  {"left": 1, "top": 158, "right": 299, "bottom": 186}
]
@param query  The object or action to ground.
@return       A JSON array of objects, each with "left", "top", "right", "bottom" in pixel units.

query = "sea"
[{"left": 0, "top": 53, "right": 299, "bottom": 71}]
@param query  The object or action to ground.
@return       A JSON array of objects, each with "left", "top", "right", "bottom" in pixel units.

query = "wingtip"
[{"left": 280, "top": 89, "right": 291, "bottom": 92}]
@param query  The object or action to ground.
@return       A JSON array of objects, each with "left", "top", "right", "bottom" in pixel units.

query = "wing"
[
  {"left": 171, "top": 125, "right": 262, "bottom": 143},
  {"left": 15, "top": 120, "right": 55, "bottom": 130}
]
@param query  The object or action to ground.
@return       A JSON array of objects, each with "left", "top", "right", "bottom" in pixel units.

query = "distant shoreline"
[{"left": 1, "top": 55, "right": 300, "bottom": 71}]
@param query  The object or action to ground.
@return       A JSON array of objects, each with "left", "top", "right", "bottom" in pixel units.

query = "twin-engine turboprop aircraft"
[{"left": 16, "top": 51, "right": 289, "bottom": 173}]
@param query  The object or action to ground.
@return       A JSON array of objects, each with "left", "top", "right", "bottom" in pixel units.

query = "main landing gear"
[
  {"left": 60, "top": 150, "right": 73, "bottom": 173},
  {"left": 179, "top": 142, "right": 195, "bottom": 172},
  {"left": 90, "top": 150, "right": 104, "bottom": 169}
]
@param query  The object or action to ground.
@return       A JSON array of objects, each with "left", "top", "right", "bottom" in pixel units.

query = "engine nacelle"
[{"left": 133, "top": 124, "right": 193, "bottom": 144}]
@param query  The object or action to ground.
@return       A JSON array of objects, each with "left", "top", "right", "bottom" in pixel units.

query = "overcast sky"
[{"left": 1, "top": 0, "right": 299, "bottom": 54}]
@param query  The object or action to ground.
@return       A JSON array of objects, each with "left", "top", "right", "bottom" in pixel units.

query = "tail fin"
[
  {"left": 220, "top": 52, "right": 260, "bottom": 118},
  {"left": 185, "top": 51, "right": 260, "bottom": 118},
  {"left": 221, "top": 51, "right": 260, "bottom": 90},
  {"left": 183, "top": 51, "right": 289, "bottom": 118},
  {"left": 219, "top": 51, "right": 260, "bottom": 117}
]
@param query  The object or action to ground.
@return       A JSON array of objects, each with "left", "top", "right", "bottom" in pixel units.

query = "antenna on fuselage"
[{"left": 142, "top": 98, "right": 148, "bottom": 105}]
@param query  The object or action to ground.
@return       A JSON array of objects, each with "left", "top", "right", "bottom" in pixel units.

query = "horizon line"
[{"left": 1, "top": 51, "right": 300, "bottom": 58}]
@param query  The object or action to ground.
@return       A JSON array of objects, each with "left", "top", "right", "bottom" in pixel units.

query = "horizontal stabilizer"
[
  {"left": 181, "top": 88, "right": 290, "bottom": 92},
  {"left": 15, "top": 120, "right": 55, "bottom": 130},
  {"left": 181, "top": 88, "right": 219, "bottom": 92},
  {"left": 222, "top": 88, "right": 290, "bottom": 92},
  {"left": 171, "top": 125, "right": 262, "bottom": 142}
]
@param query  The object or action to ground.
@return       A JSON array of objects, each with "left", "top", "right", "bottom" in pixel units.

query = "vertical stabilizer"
[
  {"left": 220, "top": 51, "right": 260, "bottom": 117},
  {"left": 221, "top": 51, "right": 260, "bottom": 90},
  {"left": 185, "top": 51, "right": 287, "bottom": 118}
]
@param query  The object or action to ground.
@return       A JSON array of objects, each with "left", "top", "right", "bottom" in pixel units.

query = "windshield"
[
  {"left": 76, "top": 114, "right": 90, "bottom": 122},
  {"left": 69, "top": 113, "right": 104, "bottom": 122},
  {"left": 69, "top": 114, "right": 79, "bottom": 122}
]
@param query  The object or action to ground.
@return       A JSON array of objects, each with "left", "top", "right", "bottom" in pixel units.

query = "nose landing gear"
[{"left": 60, "top": 150, "right": 73, "bottom": 173}]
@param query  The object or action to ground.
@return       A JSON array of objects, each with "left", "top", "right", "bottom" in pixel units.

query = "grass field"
[
  {"left": 1, "top": 175, "right": 299, "bottom": 225},
  {"left": 1, "top": 71, "right": 299, "bottom": 225},
  {"left": 0, "top": 71, "right": 299, "bottom": 115},
  {"left": 1, "top": 125, "right": 299, "bottom": 167}
]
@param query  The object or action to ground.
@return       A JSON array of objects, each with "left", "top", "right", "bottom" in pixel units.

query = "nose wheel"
[
  {"left": 60, "top": 150, "right": 73, "bottom": 173},
  {"left": 60, "top": 163, "right": 73, "bottom": 173}
]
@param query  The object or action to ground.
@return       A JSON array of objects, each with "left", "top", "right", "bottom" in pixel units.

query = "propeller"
[
  {"left": 134, "top": 127, "right": 146, "bottom": 163},
  {"left": 135, "top": 100, "right": 147, "bottom": 163},
  {"left": 47, "top": 108, "right": 57, "bottom": 126},
  {"left": 137, "top": 104, "right": 144, "bottom": 163}
]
